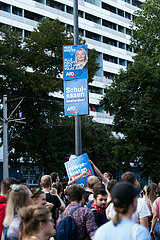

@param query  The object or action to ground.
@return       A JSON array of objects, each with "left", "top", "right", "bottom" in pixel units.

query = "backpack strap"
[
  {"left": 0, "top": 202, "right": 6, "bottom": 204},
  {"left": 132, "top": 224, "right": 138, "bottom": 240},
  {"left": 60, "top": 206, "right": 80, "bottom": 220}
]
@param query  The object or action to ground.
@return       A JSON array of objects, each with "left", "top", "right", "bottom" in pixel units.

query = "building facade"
[{"left": 0, "top": 0, "right": 142, "bottom": 124}]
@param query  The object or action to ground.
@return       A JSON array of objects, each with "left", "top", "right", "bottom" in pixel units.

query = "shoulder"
[
  {"left": 94, "top": 221, "right": 112, "bottom": 240},
  {"left": 155, "top": 197, "right": 160, "bottom": 204},
  {"left": 136, "top": 224, "right": 151, "bottom": 240},
  {"left": 137, "top": 198, "right": 151, "bottom": 215},
  {"left": 7, "top": 216, "right": 21, "bottom": 238}
]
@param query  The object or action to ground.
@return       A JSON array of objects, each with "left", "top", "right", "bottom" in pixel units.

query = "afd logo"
[
  {"left": 67, "top": 106, "right": 78, "bottom": 114},
  {"left": 66, "top": 72, "right": 76, "bottom": 78}
]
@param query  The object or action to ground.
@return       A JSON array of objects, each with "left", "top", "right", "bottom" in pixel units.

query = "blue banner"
[
  {"left": 64, "top": 153, "right": 94, "bottom": 188},
  {"left": 64, "top": 79, "right": 89, "bottom": 116},
  {"left": 63, "top": 45, "right": 88, "bottom": 81}
]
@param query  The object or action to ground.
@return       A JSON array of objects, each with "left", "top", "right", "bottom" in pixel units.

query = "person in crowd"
[
  {"left": 147, "top": 183, "right": 157, "bottom": 230},
  {"left": 18, "top": 205, "right": 55, "bottom": 240},
  {"left": 89, "top": 160, "right": 113, "bottom": 192},
  {"left": 2, "top": 184, "right": 33, "bottom": 240},
  {"left": 30, "top": 188, "right": 53, "bottom": 209},
  {"left": 106, "top": 179, "right": 117, "bottom": 220},
  {"left": 143, "top": 185, "right": 152, "bottom": 214},
  {"left": 50, "top": 172, "right": 60, "bottom": 184},
  {"left": 84, "top": 176, "right": 100, "bottom": 204},
  {"left": 57, "top": 184, "right": 97, "bottom": 240},
  {"left": 91, "top": 188, "right": 108, "bottom": 227},
  {"left": 94, "top": 182, "right": 151, "bottom": 240},
  {"left": 0, "top": 178, "right": 19, "bottom": 238},
  {"left": 150, "top": 186, "right": 160, "bottom": 239},
  {"left": 31, "top": 188, "right": 47, "bottom": 206},
  {"left": 40, "top": 175, "right": 65, "bottom": 224},
  {"left": 120, "top": 172, "right": 151, "bottom": 229}
]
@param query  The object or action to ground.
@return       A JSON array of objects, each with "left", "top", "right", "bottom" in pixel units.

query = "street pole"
[
  {"left": 3, "top": 95, "right": 9, "bottom": 179},
  {"left": 74, "top": 0, "right": 82, "bottom": 156}
]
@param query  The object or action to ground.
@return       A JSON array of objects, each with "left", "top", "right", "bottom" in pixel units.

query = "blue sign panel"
[
  {"left": 64, "top": 153, "right": 94, "bottom": 188},
  {"left": 19, "top": 112, "right": 22, "bottom": 118},
  {"left": 64, "top": 79, "right": 89, "bottom": 116},
  {"left": 63, "top": 44, "right": 88, "bottom": 81}
]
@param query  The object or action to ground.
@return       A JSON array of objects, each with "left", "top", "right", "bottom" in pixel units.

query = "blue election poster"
[
  {"left": 63, "top": 44, "right": 88, "bottom": 81},
  {"left": 64, "top": 79, "right": 89, "bottom": 116},
  {"left": 64, "top": 153, "right": 94, "bottom": 188}
]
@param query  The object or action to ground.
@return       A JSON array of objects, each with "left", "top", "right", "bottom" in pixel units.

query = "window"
[
  {"left": 102, "top": 19, "right": 116, "bottom": 30},
  {"left": 85, "top": 13, "right": 101, "bottom": 24},
  {"left": 66, "top": 6, "right": 73, "bottom": 14},
  {"left": 103, "top": 54, "right": 118, "bottom": 64},
  {"left": 126, "top": 44, "right": 132, "bottom": 52},
  {"left": 0, "top": 2, "right": 10, "bottom": 12},
  {"left": 119, "top": 42, "right": 125, "bottom": 49},
  {"left": 103, "top": 36, "right": 117, "bottom": 47},
  {"left": 119, "top": 58, "right": 126, "bottom": 66},
  {"left": 12, "top": 6, "right": 22, "bottom": 16},
  {"left": 126, "top": 28, "right": 132, "bottom": 35},
  {"left": 89, "top": 86, "right": 103, "bottom": 94},
  {"left": 86, "top": 31, "right": 101, "bottom": 41},
  {"left": 46, "top": 0, "right": 65, "bottom": 11},
  {"left": 102, "top": 2, "right": 116, "bottom": 14},
  {"left": 24, "top": 10, "right": 43, "bottom": 22},
  {"left": 118, "top": 9, "right": 124, "bottom": 17},
  {"left": 125, "top": 12, "right": 131, "bottom": 20},
  {"left": 104, "top": 71, "right": 115, "bottom": 80},
  {"left": 118, "top": 25, "right": 125, "bottom": 33}
]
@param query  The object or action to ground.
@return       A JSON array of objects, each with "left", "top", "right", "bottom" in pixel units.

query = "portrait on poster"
[{"left": 63, "top": 44, "right": 88, "bottom": 81}]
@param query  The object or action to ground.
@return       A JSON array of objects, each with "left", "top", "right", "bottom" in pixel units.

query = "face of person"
[
  {"left": 103, "top": 172, "right": 109, "bottom": 179},
  {"left": 34, "top": 193, "right": 46, "bottom": 206},
  {"left": 44, "top": 213, "right": 55, "bottom": 238},
  {"left": 25, "top": 189, "right": 34, "bottom": 206},
  {"left": 94, "top": 194, "right": 107, "bottom": 209},
  {"left": 76, "top": 50, "right": 85, "bottom": 62}
]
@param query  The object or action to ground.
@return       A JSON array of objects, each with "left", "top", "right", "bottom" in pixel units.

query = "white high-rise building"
[{"left": 0, "top": 0, "right": 142, "bottom": 124}]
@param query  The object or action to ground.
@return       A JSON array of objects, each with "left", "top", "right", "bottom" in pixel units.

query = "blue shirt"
[{"left": 94, "top": 218, "right": 151, "bottom": 240}]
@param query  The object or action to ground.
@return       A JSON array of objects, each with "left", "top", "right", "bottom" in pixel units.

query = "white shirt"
[
  {"left": 132, "top": 197, "right": 151, "bottom": 223},
  {"left": 108, "top": 197, "right": 151, "bottom": 223}
]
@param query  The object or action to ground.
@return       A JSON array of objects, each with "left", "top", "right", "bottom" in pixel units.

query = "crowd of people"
[{"left": 0, "top": 161, "right": 160, "bottom": 240}]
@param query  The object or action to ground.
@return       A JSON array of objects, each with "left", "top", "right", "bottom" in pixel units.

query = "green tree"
[
  {"left": 101, "top": 0, "right": 160, "bottom": 180},
  {"left": 0, "top": 18, "right": 99, "bottom": 173}
]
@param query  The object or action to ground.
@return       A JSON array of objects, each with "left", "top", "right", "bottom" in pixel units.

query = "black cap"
[{"left": 111, "top": 182, "right": 140, "bottom": 207}]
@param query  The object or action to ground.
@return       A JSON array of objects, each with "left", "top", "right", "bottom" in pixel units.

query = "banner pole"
[{"left": 74, "top": 0, "right": 82, "bottom": 155}]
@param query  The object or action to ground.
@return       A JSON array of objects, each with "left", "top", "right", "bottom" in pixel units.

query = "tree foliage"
[
  {"left": 101, "top": 0, "right": 160, "bottom": 180},
  {"left": 0, "top": 18, "right": 99, "bottom": 174}
]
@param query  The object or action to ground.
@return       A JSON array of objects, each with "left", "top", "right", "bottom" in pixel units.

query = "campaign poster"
[
  {"left": 63, "top": 44, "right": 88, "bottom": 81},
  {"left": 64, "top": 79, "right": 89, "bottom": 116},
  {"left": 64, "top": 153, "right": 94, "bottom": 188}
]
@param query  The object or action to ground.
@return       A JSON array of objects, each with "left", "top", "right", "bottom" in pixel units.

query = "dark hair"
[
  {"left": 52, "top": 182, "right": 63, "bottom": 195},
  {"left": 120, "top": 172, "right": 136, "bottom": 184},
  {"left": 107, "top": 179, "right": 117, "bottom": 193},
  {"left": 50, "top": 172, "right": 58, "bottom": 182},
  {"left": 67, "top": 185, "right": 84, "bottom": 202},
  {"left": 113, "top": 204, "right": 130, "bottom": 226},
  {"left": 0, "top": 177, "right": 19, "bottom": 195},
  {"left": 31, "top": 188, "right": 44, "bottom": 200},
  {"left": 93, "top": 188, "right": 107, "bottom": 199},
  {"left": 106, "top": 172, "right": 113, "bottom": 180},
  {"left": 147, "top": 183, "right": 157, "bottom": 203}
]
